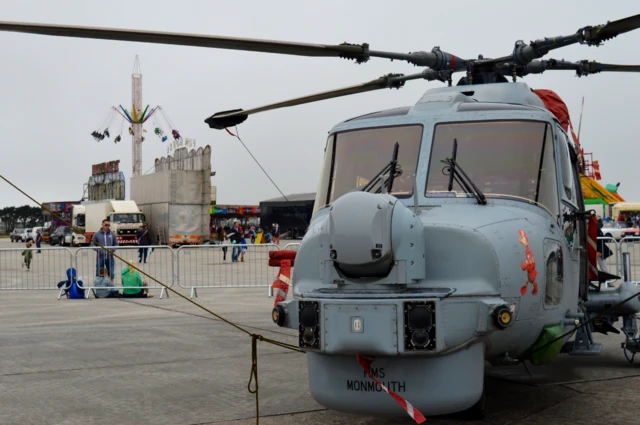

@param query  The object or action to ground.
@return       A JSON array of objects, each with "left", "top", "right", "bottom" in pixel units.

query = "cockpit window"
[
  {"left": 314, "top": 125, "right": 423, "bottom": 211},
  {"left": 425, "top": 120, "right": 560, "bottom": 218}
]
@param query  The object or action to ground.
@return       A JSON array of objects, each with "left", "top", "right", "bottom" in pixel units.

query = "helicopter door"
[{"left": 556, "top": 127, "right": 586, "bottom": 299}]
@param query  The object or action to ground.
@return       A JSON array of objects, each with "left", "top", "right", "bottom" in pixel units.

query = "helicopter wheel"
[{"left": 460, "top": 390, "right": 486, "bottom": 421}]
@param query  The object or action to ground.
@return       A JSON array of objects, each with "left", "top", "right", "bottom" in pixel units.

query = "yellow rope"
[
  {"left": 248, "top": 334, "right": 262, "bottom": 422},
  {"left": 0, "top": 173, "right": 305, "bottom": 425}
]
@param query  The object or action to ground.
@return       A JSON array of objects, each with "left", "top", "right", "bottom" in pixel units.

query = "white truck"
[{"left": 83, "top": 200, "right": 146, "bottom": 246}]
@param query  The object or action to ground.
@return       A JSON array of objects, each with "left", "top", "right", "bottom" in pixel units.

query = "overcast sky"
[{"left": 1, "top": 1, "right": 639, "bottom": 208}]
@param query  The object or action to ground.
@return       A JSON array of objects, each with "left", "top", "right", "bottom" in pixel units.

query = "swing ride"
[{"left": 89, "top": 56, "right": 196, "bottom": 176}]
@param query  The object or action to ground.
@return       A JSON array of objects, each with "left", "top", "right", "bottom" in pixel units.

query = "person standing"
[
  {"left": 217, "top": 226, "right": 228, "bottom": 262},
  {"left": 35, "top": 228, "right": 42, "bottom": 253},
  {"left": 137, "top": 223, "right": 152, "bottom": 264},
  {"left": 228, "top": 220, "right": 243, "bottom": 262},
  {"left": 272, "top": 222, "right": 280, "bottom": 245},
  {"left": 91, "top": 218, "right": 119, "bottom": 279}
]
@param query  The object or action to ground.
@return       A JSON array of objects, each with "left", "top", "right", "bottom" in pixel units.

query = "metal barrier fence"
[
  {"left": 598, "top": 236, "right": 621, "bottom": 280},
  {"left": 617, "top": 237, "right": 640, "bottom": 282},
  {"left": 282, "top": 243, "right": 300, "bottom": 252},
  {"left": 0, "top": 247, "right": 73, "bottom": 290},
  {"left": 176, "top": 243, "right": 281, "bottom": 298},
  {"left": 4, "top": 238, "right": 634, "bottom": 297},
  {"left": 74, "top": 246, "right": 175, "bottom": 298}
]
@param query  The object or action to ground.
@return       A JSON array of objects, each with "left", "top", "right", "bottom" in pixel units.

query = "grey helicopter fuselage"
[{"left": 273, "top": 82, "right": 587, "bottom": 417}]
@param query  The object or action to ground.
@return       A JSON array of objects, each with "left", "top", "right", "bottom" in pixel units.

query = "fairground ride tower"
[{"left": 131, "top": 56, "right": 143, "bottom": 177}]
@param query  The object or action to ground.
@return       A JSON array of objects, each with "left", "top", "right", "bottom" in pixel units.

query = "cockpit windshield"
[
  {"left": 425, "top": 120, "right": 559, "bottom": 216},
  {"left": 314, "top": 125, "right": 423, "bottom": 211}
]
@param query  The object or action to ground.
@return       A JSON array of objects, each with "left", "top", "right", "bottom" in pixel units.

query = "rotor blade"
[
  {"left": 475, "top": 13, "right": 640, "bottom": 70},
  {"left": 0, "top": 20, "right": 369, "bottom": 59},
  {"left": 0, "top": 21, "right": 469, "bottom": 69},
  {"left": 205, "top": 72, "right": 429, "bottom": 129},
  {"left": 582, "top": 13, "right": 640, "bottom": 44},
  {"left": 510, "top": 59, "right": 640, "bottom": 77}
]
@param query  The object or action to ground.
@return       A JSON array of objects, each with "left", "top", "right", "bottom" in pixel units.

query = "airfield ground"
[{"left": 0, "top": 238, "right": 639, "bottom": 425}]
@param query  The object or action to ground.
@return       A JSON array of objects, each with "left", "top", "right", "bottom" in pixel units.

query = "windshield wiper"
[
  {"left": 441, "top": 138, "right": 487, "bottom": 205},
  {"left": 361, "top": 142, "right": 402, "bottom": 194}
]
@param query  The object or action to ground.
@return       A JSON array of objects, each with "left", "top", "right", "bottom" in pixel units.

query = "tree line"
[{"left": 0, "top": 205, "right": 44, "bottom": 232}]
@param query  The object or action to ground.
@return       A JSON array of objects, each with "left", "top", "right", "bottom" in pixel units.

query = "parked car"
[
  {"left": 49, "top": 226, "right": 86, "bottom": 246},
  {"left": 49, "top": 226, "right": 69, "bottom": 246},
  {"left": 23, "top": 228, "right": 33, "bottom": 242},
  {"left": 25, "top": 227, "right": 43, "bottom": 242},
  {"left": 601, "top": 221, "right": 640, "bottom": 241},
  {"left": 10, "top": 228, "right": 27, "bottom": 242}
]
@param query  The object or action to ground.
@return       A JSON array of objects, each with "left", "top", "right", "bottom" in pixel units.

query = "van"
[{"left": 25, "top": 227, "right": 43, "bottom": 242}]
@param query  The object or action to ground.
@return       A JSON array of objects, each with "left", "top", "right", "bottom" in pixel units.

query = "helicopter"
[{"left": 2, "top": 12, "right": 640, "bottom": 423}]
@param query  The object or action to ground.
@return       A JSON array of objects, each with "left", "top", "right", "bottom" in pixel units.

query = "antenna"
[{"left": 577, "top": 97, "right": 585, "bottom": 142}]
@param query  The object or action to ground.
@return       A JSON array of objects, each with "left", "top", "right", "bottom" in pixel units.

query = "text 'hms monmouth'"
[{"left": 346, "top": 368, "right": 407, "bottom": 392}]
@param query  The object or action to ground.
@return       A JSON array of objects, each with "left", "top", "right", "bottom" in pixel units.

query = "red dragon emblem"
[{"left": 518, "top": 230, "right": 539, "bottom": 296}]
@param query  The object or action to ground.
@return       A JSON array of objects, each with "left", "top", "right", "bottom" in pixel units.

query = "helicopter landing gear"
[{"left": 459, "top": 390, "right": 486, "bottom": 421}]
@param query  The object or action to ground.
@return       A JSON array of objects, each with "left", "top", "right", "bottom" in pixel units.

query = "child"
[
  {"left": 22, "top": 242, "right": 33, "bottom": 271},
  {"left": 94, "top": 267, "right": 120, "bottom": 298}
]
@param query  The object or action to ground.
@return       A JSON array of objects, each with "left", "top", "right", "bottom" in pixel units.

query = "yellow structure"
[{"left": 580, "top": 175, "right": 625, "bottom": 203}]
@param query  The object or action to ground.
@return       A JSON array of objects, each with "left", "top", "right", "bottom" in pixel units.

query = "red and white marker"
[{"left": 356, "top": 355, "right": 426, "bottom": 423}]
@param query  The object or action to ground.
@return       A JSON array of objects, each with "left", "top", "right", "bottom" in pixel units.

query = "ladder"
[{"left": 156, "top": 225, "right": 166, "bottom": 245}]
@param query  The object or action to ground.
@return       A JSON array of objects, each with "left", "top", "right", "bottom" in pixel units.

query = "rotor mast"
[{"left": 132, "top": 55, "right": 143, "bottom": 177}]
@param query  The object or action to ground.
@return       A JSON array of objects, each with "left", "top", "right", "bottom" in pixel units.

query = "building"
[
  {"left": 131, "top": 146, "right": 212, "bottom": 245},
  {"left": 84, "top": 160, "right": 126, "bottom": 201},
  {"left": 259, "top": 193, "right": 315, "bottom": 239}
]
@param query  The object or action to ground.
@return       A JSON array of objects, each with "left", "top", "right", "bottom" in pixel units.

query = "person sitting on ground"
[
  {"left": 94, "top": 267, "right": 120, "bottom": 298},
  {"left": 121, "top": 261, "right": 153, "bottom": 298}
]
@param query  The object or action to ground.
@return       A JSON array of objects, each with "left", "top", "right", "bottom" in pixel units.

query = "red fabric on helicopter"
[
  {"left": 587, "top": 215, "right": 599, "bottom": 282},
  {"left": 269, "top": 250, "right": 297, "bottom": 268},
  {"left": 271, "top": 259, "right": 292, "bottom": 306},
  {"left": 532, "top": 89, "right": 580, "bottom": 145},
  {"left": 269, "top": 250, "right": 297, "bottom": 261},
  {"left": 269, "top": 258, "right": 295, "bottom": 267}
]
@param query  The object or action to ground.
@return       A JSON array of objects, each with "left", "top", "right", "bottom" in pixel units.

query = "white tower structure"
[{"left": 131, "top": 56, "right": 143, "bottom": 176}]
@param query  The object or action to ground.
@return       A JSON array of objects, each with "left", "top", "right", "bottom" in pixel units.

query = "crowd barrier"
[
  {"left": 74, "top": 245, "right": 175, "bottom": 299},
  {"left": 176, "top": 243, "right": 281, "bottom": 298},
  {"left": 0, "top": 247, "right": 73, "bottom": 290},
  {"left": 1, "top": 238, "right": 635, "bottom": 298},
  {"left": 282, "top": 243, "right": 301, "bottom": 252},
  {"left": 598, "top": 236, "right": 621, "bottom": 280},
  {"left": 617, "top": 237, "right": 640, "bottom": 282}
]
